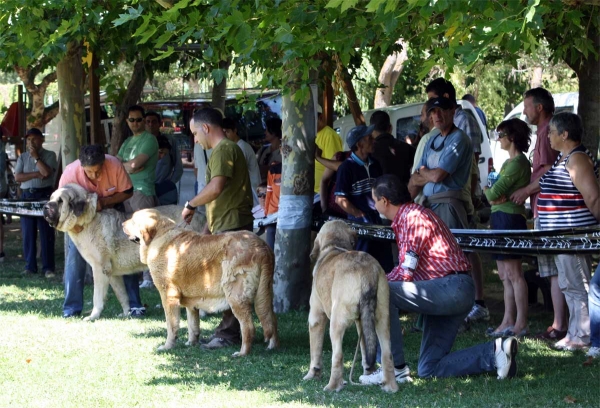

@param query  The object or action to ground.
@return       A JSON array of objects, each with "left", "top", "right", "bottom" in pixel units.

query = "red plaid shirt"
[{"left": 387, "top": 203, "right": 471, "bottom": 282}]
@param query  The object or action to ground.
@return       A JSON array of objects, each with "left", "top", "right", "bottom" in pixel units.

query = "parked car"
[
  {"left": 333, "top": 100, "right": 493, "bottom": 192},
  {"left": 491, "top": 92, "right": 579, "bottom": 175}
]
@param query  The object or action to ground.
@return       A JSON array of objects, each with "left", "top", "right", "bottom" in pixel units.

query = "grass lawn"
[{"left": 0, "top": 221, "right": 598, "bottom": 407}]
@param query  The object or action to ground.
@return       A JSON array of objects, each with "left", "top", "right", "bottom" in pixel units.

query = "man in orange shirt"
[{"left": 59, "top": 145, "right": 133, "bottom": 318}]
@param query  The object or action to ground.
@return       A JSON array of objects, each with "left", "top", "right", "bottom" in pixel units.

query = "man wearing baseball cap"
[
  {"left": 334, "top": 124, "right": 393, "bottom": 272},
  {"left": 408, "top": 97, "right": 473, "bottom": 230},
  {"left": 14, "top": 128, "right": 58, "bottom": 277}
]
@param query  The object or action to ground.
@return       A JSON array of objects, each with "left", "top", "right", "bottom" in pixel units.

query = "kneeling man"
[
  {"left": 359, "top": 174, "right": 517, "bottom": 384},
  {"left": 60, "top": 145, "right": 133, "bottom": 318}
]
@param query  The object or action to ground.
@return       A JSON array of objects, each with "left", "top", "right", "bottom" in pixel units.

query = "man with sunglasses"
[
  {"left": 408, "top": 97, "right": 473, "bottom": 230},
  {"left": 116, "top": 104, "right": 159, "bottom": 317}
]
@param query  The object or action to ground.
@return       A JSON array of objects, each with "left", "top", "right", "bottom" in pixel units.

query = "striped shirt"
[
  {"left": 388, "top": 203, "right": 471, "bottom": 282},
  {"left": 538, "top": 145, "right": 599, "bottom": 229},
  {"left": 334, "top": 153, "right": 382, "bottom": 216}
]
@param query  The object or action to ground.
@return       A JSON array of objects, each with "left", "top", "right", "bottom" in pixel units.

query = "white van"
[
  {"left": 491, "top": 92, "right": 579, "bottom": 173},
  {"left": 333, "top": 100, "right": 493, "bottom": 191}
]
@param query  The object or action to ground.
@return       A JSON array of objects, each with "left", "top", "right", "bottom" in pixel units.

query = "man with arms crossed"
[
  {"left": 117, "top": 105, "right": 159, "bottom": 317},
  {"left": 60, "top": 145, "right": 133, "bottom": 318},
  {"left": 182, "top": 108, "right": 254, "bottom": 350}
]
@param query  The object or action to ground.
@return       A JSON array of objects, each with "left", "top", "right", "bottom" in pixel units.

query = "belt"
[
  {"left": 25, "top": 187, "right": 52, "bottom": 194},
  {"left": 447, "top": 270, "right": 470, "bottom": 276}
]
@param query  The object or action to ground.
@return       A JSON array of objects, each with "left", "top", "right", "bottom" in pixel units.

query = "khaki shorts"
[
  {"left": 124, "top": 191, "right": 159, "bottom": 213},
  {"left": 535, "top": 217, "right": 558, "bottom": 278}
]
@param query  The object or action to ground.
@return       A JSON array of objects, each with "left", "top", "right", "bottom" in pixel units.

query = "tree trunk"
[
  {"left": 56, "top": 42, "right": 85, "bottom": 166},
  {"left": 530, "top": 66, "right": 543, "bottom": 89},
  {"left": 109, "top": 59, "right": 148, "bottom": 155},
  {"left": 273, "top": 80, "right": 318, "bottom": 313},
  {"left": 573, "top": 56, "right": 600, "bottom": 158},
  {"left": 211, "top": 59, "right": 230, "bottom": 113},
  {"left": 13, "top": 66, "right": 57, "bottom": 129},
  {"left": 340, "top": 67, "right": 365, "bottom": 125},
  {"left": 374, "top": 39, "right": 408, "bottom": 108}
]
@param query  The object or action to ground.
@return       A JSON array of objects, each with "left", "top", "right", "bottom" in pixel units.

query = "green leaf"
[{"left": 152, "top": 46, "right": 175, "bottom": 61}]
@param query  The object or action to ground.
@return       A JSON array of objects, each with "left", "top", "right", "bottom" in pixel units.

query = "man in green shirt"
[
  {"left": 117, "top": 105, "right": 159, "bottom": 318},
  {"left": 182, "top": 107, "right": 253, "bottom": 349}
]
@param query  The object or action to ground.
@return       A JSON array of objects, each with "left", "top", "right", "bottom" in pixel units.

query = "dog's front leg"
[
  {"left": 109, "top": 275, "right": 130, "bottom": 317},
  {"left": 303, "top": 297, "right": 327, "bottom": 381},
  {"left": 158, "top": 288, "right": 181, "bottom": 351},
  {"left": 324, "top": 313, "right": 352, "bottom": 392},
  {"left": 84, "top": 265, "right": 111, "bottom": 321},
  {"left": 185, "top": 307, "right": 200, "bottom": 346}
]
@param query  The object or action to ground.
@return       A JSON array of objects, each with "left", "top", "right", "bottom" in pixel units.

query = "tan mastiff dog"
[
  {"left": 122, "top": 208, "right": 279, "bottom": 357},
  {"left": 43, "top": 183, "right": 205, "bottom": 321},
  {"left": 303, "top": 220, "right": 398, "bottom": 393}
]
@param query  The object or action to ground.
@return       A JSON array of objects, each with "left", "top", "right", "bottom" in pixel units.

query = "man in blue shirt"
[
  {"left": 334, "top": 125, "right": 393, "bottom": 272},
  {"left": 408, "top": 97, "right": 473, "bottom": 229}
]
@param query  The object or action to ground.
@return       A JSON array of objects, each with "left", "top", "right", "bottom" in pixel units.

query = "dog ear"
[
  {"left": 70, "top": 199, "right": 87, "bottom": 217},
  {"left": 141, "top": 224, "right": 156, "bottom": 246},
  {"left": 309, "top": 235, "right": 321, "bottom": 263}
]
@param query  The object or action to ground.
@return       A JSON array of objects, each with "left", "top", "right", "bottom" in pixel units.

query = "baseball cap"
[
  {"left": 25, "top": 128, "right": 44, "bottom": 138},
  {"left": 426, "top": 97, "right": 454, "bottom": 113},
  {"left": 346, "top": 124, "right": 375, "bottom": 149}
]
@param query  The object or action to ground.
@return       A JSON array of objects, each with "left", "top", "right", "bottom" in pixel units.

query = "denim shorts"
[{"left": 491, "top": 211, "right": 527, "bottom": 261}]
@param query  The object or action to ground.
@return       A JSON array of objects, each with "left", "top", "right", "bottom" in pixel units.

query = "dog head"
[
  {"left": 43, "top": 184, "right": 97, "bottom": 231},
  {"left": 122, "top": 208, "right": 175, "bottom": 247},
  {"left": 310, "top": 220, "right": 357, "bottom": 264}
]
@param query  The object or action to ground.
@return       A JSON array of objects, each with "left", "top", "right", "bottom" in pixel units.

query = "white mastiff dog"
[{"left": 43, "top": 183, "right": 205, "bottom": 321}]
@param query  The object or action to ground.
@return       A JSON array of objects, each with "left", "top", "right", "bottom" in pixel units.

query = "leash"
[
  {"left": 348, "top": 329, "right": 368, "bottom": 386},
  {"left": 175, "top": 220, "right": 189, "bottom": 229}
]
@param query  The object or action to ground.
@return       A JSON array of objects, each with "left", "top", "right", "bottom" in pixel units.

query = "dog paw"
[
  {"left": 303, "top": 368, "right": 321, "bottom": 381},
  {"left": 83, "top": 315, "right": 98, "bottom": 322},
  {"left": 185, "top": 340, "right": 198, "bottom": 347},
  {"left": 323, "top": 381, "right": 345, "bottom": 392},
  {"left": 380, "top": 382, "right": 399, "bottom": 393},
  {"left": 157, "top": 344, "right": 174, "bottom": 352}
]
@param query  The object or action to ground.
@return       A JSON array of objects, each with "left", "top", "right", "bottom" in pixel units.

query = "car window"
[
  {"left": 555, "top": 106, "right": 574, "bottom": 115},
  {"left": 396, "top": 115, "right": 420, "bottom": 144}
]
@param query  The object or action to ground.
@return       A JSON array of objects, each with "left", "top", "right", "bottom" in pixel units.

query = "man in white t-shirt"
[
  {"left": 222, "top": 117, "right": 261, "bottom": 205},
  {"left": 193, "top": 143, "right": 212, "bottom": 215}
]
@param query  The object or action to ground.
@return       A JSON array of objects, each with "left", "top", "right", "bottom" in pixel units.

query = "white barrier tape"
[{"left": 277, "top": 195, "right": 312, "bottom": 230}]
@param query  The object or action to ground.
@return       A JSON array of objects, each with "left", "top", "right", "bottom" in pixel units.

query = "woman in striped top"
[{"left": 537, "top": 113, "right": 599, "bottom": 350}]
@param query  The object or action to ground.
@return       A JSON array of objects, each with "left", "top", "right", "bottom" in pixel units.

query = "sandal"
[
  {"left": 536, "top": 326, "right": 567, "bottom": 341},
  {"left": 486, "top": 326, "right": 514, "bottom": 338}
]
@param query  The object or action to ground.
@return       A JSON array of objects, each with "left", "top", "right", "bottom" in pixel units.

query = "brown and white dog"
[
  {"left": 122, "top": 208, "right": 279, "bottom": 357},
  {"left": 43, "top": 183, "right": 205, "bottom": 320},
  {"left": 303, "top": 220, "right": 398, "bottom": 393}
]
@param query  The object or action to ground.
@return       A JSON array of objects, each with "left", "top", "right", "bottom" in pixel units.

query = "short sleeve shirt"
[
  {"left": 194, "top": 143, "right": 212, "bottom": 191},
  {"left": 530, "top": 117, "right": 559, "bottom": 217},
  {"left": 237, "top": 139, "right": 261, "bottom": 191},
  {"left": 15, "top": 148, "right": 58, "bottom": 189},
  {"left": 59, "top": 155, "right": 132, "bottom": 197},
  {"left": 419, "top": 128, "right": 473, "bottom": 197},
  {"left": 334, "top": 153, "right": 382, "bottom": 216},
  {"left": 117, "top": 131, "right": 158, "bottom": 196},
  {"left": 315, "top": 126, "right": 343, "bottom": 193},
  {"left": 454, "top": 107, "right": 482, "bottom": 154},
  {"left": 205, "top": 138, "right": 254, "bottom": 233}
]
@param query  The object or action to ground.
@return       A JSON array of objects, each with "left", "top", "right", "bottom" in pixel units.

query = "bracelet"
[{"left": 185, "top": 201, "right": 196, "bottom": 211}]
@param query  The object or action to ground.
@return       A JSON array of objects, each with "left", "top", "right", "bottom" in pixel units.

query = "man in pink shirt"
[
  {"left": 510, "top": 87, "right": 566, "bottom": 340},
  {"left": 59, "top": 145, "right": 133, "bottom": 318}
]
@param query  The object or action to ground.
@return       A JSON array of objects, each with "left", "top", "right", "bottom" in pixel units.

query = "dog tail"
[
  {"left": 254, "top": 248, "right": 279, "bottom": 350},
  {"left": 359, "top": 282, "right": 378, "bottom": 371}
]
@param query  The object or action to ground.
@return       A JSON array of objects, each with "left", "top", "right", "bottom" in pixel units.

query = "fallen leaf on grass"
[
  {"left": 25, "top": 359, "right": 31, "bottom": 364},
  {"left": 582, "top": 356, "right": 594, "bottom": 366},
  {"left": 564, "top": 395, "right": 576, "bottom": 404}
]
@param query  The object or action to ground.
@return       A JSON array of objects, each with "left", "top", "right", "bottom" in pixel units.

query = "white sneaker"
[
  {"left": 359, "top": 365, "right": 412, "bottom": 385},
  {"left": 495, "top": 337, "right": 518, "bottom": 379},
  {"left": 465, "top": 303, "right": 490, "bottom": 323},
  {"left": 586, "top": 346, "right": 600, "bottom": 358},
  {"left": 139, "top": 280, "right": 155, "bottom": 289}
]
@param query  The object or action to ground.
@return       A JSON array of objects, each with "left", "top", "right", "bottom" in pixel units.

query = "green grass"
[{"left": 0, "top": 223, "right": 598, "bottom": 407}]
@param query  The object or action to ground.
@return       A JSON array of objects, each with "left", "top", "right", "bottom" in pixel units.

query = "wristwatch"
[
  {"left": 34, "top": 158, "right": 40, "bottom": 164},
  {"left": 185, "top": 201, "right": 196, "bottom": 211}
]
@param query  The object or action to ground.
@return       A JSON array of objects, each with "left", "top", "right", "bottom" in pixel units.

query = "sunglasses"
[
  {"left": 127, "top": 117, "right": 144, "bottom": 123},
  {"left": 429, "top": 134, "right": 446, "bottom": 152},
  {"left": 257, "top": 193, "right": 266, "bottom": 198},
  {"left": 492, "top": 130, "right": 508, "bottom": 141}
]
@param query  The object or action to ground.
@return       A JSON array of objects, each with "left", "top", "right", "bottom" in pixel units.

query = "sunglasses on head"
[{"left": 127, "top": 117, "right": 144, "bottom": 123}]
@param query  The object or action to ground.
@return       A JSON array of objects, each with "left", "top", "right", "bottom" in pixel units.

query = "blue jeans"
[
  {"left": 63, "top": 237, "right": 87, "bottom": 315},
  {"left": 21, "top": 188, "right": 55, "bottom": 272},
  {"left": 63, "top": 237, "right": 143, "bottom": 314},
  {"left": 386, "top": 274, "right": 496, "bottom": 378},
  {"left": 589, "top": 264, "right": 600, "bottom": 348}
]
